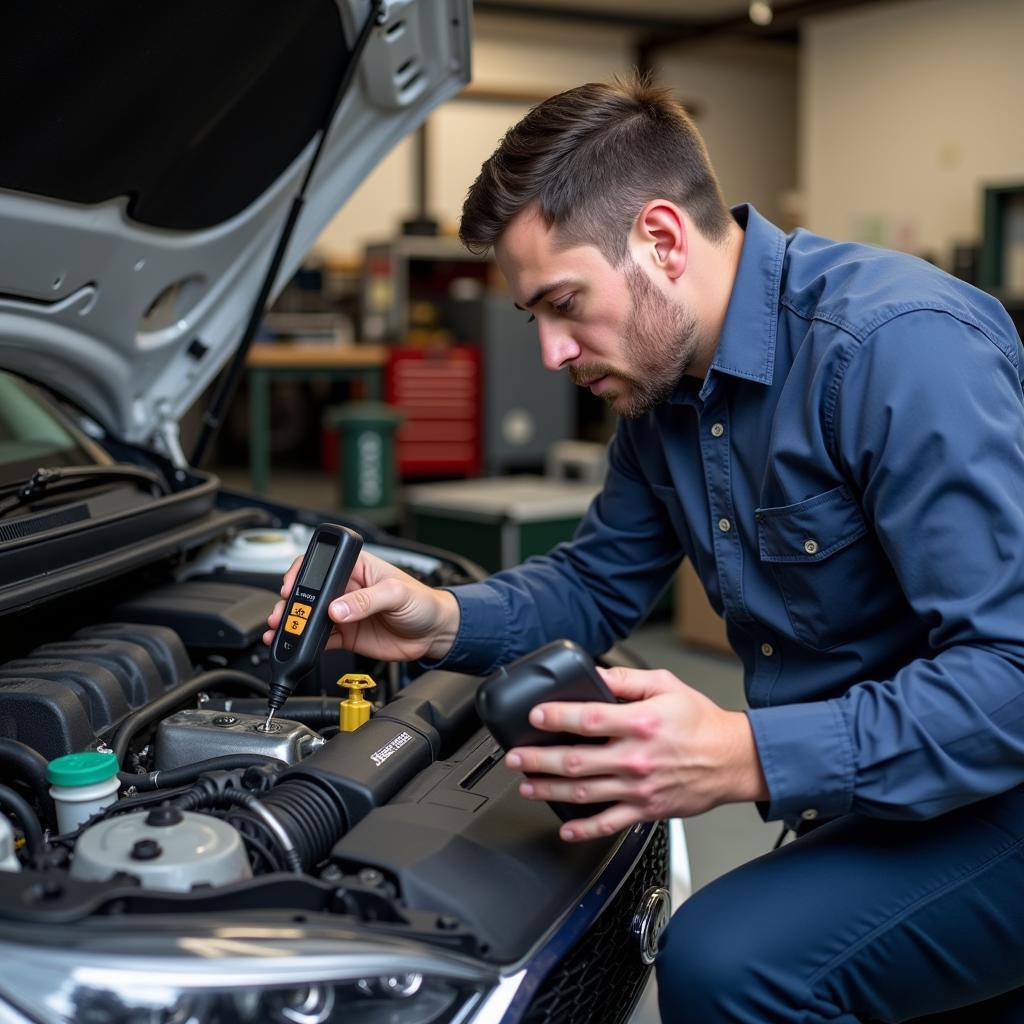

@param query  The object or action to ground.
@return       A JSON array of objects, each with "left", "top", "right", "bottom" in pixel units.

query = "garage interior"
[{"left": 198, "top": 0, "right": 1023, "bottom": 912}]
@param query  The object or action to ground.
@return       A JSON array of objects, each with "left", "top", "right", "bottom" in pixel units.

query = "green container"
[
  {"left": 405, "top": 475, "right": 601, "bottom": 574},
  {"left": 323, "top": 401, "right": 403, "bottom": 524}
]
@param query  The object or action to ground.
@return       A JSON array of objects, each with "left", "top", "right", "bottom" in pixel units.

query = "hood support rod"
[{"left": 191, "top": 0, "right": 383, "bottom": 469}]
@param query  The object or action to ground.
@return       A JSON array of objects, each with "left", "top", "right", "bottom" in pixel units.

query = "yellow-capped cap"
[{"left": 338, "top": 674, "right": 376, "bottom": 732}]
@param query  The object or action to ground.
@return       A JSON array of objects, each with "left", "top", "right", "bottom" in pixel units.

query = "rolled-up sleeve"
[{"left": 750, "top": 308, "right": 1024, "bottom": 821}]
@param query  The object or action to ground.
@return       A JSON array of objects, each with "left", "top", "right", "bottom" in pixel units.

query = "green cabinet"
[{"left": 405, "top": 476, "right": 600, "bottom": 573}]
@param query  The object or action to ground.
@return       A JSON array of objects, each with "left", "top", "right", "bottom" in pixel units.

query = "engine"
[
  {"left": 0, "top": 521, "right": 671, "bottom": 1024},
  {"left": 0, "top": 528, "right": 623, "bottom": 965}
]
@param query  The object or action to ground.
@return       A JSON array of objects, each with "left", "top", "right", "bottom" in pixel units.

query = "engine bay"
[{"left": 0, "top": 522, "right": 619, "bottom": 965}]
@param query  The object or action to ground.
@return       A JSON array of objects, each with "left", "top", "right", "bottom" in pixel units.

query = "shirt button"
[
  {"left": 718, "top": 518, "right": 731, "bottom": 533},
  {"left": 803, "top": 539, "right": 819, "bottom": 555},
  {"left": 760, "top": 642, "right": 774, "bottom": 657},
  {"left": 710, "top": 422, "right": 725, "bottom": 438},
  {"left": 801, "top": 808, "right": 818, "bottom": 821}
]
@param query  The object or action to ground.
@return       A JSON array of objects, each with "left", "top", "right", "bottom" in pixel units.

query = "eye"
[
  {"left": 525, "top": 314, "right": 536, "bottom": 324},
  {"left": 552, "top": 295, "right": 574, "bottom": 315}
]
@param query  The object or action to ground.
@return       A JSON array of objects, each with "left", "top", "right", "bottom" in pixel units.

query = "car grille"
[{"left": 523, "top": 821, "right": 669, "bottom": 1024}]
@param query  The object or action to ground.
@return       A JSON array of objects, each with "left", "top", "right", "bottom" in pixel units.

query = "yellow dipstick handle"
[{"left": 338, "top": 674, "right": 377, "bottom": 732}]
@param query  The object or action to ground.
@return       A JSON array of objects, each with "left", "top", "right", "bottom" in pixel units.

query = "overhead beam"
[
  {"left": 476, "top": 0, "right": 905, "bottom": 62},
  {"left": 638, "top": 0, "right": 899, "bottom": 56},
  {"left": 473, "top": 2, "right": 700, "bottom": 36}
]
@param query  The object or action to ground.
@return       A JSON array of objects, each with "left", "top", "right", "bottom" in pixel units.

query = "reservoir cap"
[{"left": 47, "top": 751, "right": 119, "bottom": 787}]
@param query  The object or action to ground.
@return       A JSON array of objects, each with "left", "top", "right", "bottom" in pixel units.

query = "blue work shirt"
[{"left": 439, "top": 204, "right": 1024, "bottom": 824}]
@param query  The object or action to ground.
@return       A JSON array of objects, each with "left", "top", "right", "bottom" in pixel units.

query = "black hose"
[
  {"left": 260, "top": 779, "right": 345, "bottom": 871},
  {"left": 119, "top": 754, "right": 285, "bottom": 791},
  {"left": 172, "top": 787, "right": 304, "bottom": 873},
  {"left": 172, "top": 776, "right": 344, "bottom": 875},
  {"left": 203, "top": 696, "right": 340, "bottom": 730},
  {"left": 0, "top": 784, "right": 44, "bottom": 867},
  {"left": 98, "top": 786, "right": 193, "bottom": 820},
  {"left": 228, "top": 816, "right": 286, "bottom": 874},
  {"left": 110, "top": 669, "right": 269, "bottom": 765},
  {"left": 0, "top": 739, "right": 56, "bottom": 829},
  {"left": 49, "top": 785, "right": 197, "bottom": 845}
]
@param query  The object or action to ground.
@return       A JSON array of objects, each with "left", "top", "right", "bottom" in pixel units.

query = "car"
[{"left": 0, "top": 3, "right": 673, "bottom": 1023}]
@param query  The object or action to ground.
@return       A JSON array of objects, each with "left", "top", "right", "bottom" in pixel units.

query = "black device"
[
  {"left": 476, "top": 639, "right": 617, "bottom": 822},
  {"left": 266, "top": 523, "right": 363, "bottom": 726}
]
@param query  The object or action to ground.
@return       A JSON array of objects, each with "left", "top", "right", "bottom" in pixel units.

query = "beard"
[{"left": 568, "top": 261, "right": 699, "bottom": 419}]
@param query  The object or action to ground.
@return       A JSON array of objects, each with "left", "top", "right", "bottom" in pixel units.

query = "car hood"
[{"left": 0, "top": 0, "right": 470, "bottom": 447}]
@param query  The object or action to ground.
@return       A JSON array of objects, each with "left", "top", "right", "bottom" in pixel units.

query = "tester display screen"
[{"left": 298, "top": 537, "right": 337, "bottom": 591}]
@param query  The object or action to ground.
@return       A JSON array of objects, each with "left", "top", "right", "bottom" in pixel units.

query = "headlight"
[
  {"left": 0, "top": 941, "right": 488, "bottom": 1024},
  {"left": 64, "top": 977, "right": 469, "bottom": 1024}
]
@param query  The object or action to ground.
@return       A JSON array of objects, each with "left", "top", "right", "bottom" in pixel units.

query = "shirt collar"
[{"left": 673, "top": 204, "right": 786, "bottom": 405}]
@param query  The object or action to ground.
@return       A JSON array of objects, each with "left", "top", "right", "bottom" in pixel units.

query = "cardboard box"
[{"left": 674, "top": 561, "right": 732, "bottom": 656}]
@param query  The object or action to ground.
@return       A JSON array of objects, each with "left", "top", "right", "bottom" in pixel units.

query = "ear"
[{"left": 631, "top": 201, "right": 687, "bottom": 281}]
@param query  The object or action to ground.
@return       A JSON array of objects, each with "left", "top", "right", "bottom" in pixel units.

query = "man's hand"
[
  {"left": 264, "top": 550, "right": 460, "bottom": 664},
  {"left": 506, "top": 665, "right": 769, "bottom": 842}
]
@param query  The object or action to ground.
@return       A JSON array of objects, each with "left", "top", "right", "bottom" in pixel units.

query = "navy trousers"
[{"left": 655, "top": 785, "right": 1024, "bottom": 1023}]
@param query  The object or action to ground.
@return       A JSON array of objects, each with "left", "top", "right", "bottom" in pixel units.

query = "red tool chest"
[{"left": 385, "top": 346, "right": 481, "bottom": 478}]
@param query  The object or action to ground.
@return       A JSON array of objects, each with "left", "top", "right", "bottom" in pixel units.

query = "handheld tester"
[{"left": 265, "top": 523, "right": 363, "bottom": 729}]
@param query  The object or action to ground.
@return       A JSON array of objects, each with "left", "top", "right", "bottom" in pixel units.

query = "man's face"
[{"left": 494, "top": 207, "right": 699, "bottom": 418}]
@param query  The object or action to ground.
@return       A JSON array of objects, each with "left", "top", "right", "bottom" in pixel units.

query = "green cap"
[{"left": 47, "top": 751, "right": 119, "bottom": 787}]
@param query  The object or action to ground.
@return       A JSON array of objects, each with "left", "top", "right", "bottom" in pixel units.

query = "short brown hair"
[{"left": 459, "top": 74, "right": 732, "bottom": 264}]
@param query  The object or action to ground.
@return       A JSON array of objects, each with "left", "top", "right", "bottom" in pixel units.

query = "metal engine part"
[
  {"left": 153, "top": 707, "right": 324, "bottom": 771},
  {"left": 70, "top": 808, "right": 252, "bottom": 892},
  {"left": 0, "top": 818, "right": 18, "bottom": 872}
]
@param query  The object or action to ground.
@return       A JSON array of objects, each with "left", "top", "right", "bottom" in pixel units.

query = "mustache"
[{"left": 568, "top": 364, "right": 617, "bottom": 387}]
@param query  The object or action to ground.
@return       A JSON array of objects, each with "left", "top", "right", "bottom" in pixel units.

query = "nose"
[{"left": 537, "top": 318, "right": 581, "bottom": 372}]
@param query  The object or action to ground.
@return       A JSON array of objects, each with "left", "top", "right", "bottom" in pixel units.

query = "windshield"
[{"left": 0, "top": 372, "right": 99, "bottom": 485}]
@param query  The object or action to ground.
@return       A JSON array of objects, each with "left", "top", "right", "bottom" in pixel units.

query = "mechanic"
[{"left": 267, "top": 76, "right": 1024, "bottom": 1023}]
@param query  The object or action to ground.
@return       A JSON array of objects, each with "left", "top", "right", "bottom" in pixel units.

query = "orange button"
[
  {"left": 284, "top": 602, "right": 313, "bottom": 636},
  {"left": 284, "top": 615, "right": 308, "bottom": 636}
]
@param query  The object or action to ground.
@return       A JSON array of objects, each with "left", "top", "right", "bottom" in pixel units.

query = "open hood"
[{"left": 0, "top": 0, "right": 471, "bottom": 449}]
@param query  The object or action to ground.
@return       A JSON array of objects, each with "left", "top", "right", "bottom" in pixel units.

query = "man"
[{"left": 267, "top": 77, "right": 1024, "bottom": 1022}]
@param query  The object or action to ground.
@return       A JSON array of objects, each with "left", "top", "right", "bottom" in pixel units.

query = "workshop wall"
[
  {"left": 802, "top": 0, "right": 1024, "bottom": 269},
  {"left": 315, "top": 14, "right": 633, "bottom": 262},
  {"left": 314, "top": 13, "right": 798, "bottom": 263},
  {"left": 657, "top": 41, "right": 798, "bottom": 229}
]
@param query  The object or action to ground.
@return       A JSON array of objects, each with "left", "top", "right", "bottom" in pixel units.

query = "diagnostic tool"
[
  {"left": 265, "top": 523, "right": 363, "bottom": 730},
  {"left": 476, "top": 639, "right": 617, "bottom": 821}
]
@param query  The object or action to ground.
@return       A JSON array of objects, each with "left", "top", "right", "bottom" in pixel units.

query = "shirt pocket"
[{"left": 756, "top": 484, "right": 874, "bottom": 651}]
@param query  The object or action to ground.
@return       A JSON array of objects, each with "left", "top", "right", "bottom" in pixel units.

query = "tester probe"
[{"left": 265, "top": 523, "right": 363, "bottom": 730}]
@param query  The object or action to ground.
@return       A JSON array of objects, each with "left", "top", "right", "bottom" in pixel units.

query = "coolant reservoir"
[
  {"left": 181, "top": 526, "right": 312, "bottom": 577},
  {"left": 70, "top": 808, "right": 251, "bottom": 892},
  {"left": 47, "top": 751, "right": 121, "bottom": 834}
]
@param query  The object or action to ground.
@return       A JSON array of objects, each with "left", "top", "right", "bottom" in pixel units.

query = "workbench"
[{"left": 245, "top": 342, "right": 389, "bottom": 493}]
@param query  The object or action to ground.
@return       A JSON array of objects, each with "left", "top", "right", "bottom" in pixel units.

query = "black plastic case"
[{"left": 476, "top": 639, "right": 617, "bottom": 821}]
